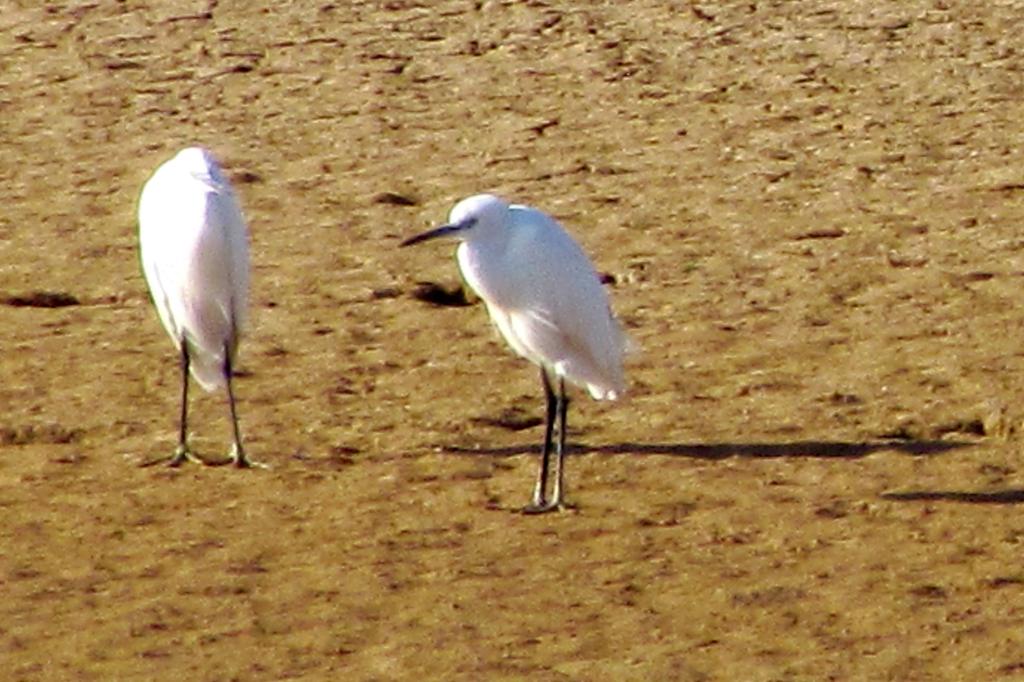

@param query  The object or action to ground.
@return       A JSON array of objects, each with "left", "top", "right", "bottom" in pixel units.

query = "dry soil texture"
[{"left": 5, "top": 1, "right": 1024, "bottom": 680}]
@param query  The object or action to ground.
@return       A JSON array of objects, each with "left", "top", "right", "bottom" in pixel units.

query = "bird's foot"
[
  {"left": 166, "top": 444, "right": 205, "bottom": 467},
  {"left": 521, "top": 497, "right": 576, "bottom": 515},
  {"left": 229, "top": 444, "right": 268, "bottom": 470}
]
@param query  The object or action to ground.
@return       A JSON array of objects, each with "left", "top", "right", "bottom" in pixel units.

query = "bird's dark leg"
[
  {"left": 168, "top": 343, "right": 198, "bottom": 466},
  {"left": 522, "top": 370, "right": 559, "bottom": 514},
  {"left": 524, "top": 370, "right": 556, "bottom": 512},
  {"left": 224, "top": 347, "right": 261, "bottom": 469},
  {"left": 549, "top": 377, "right": 573, "bottom": 511}
]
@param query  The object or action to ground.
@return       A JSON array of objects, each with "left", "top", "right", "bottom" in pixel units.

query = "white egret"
[
  {"left": 138, "top": 146, "right": 257, "bottom": 468},
  {"left": 401, "top": 194, "right": 625, "bottom": 512}
]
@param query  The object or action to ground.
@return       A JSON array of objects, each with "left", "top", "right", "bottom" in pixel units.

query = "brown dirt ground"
[{"left": 4, "top": 1, "right": 1024, "bottom": 679}]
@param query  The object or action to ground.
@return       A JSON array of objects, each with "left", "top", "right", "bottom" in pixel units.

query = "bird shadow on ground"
[
  {"left": 880, "top": 489, "right": 1024, "bottom": 504},
  {"left": 443, "top": 439, "right": 973, "bottom": 460}
]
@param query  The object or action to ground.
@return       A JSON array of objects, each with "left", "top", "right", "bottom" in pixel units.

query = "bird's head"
[
  {"left": 174, "top": 146, "right": 228, "bottom": 189},
  {"left": 400, "top": 194, "right": 509, "bottom": 247}
]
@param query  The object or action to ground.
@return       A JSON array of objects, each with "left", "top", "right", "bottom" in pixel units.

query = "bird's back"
[{"left": 138, "top": 149, "right": 249, "bottom": 390}]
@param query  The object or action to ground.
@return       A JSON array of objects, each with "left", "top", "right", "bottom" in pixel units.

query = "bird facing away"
[
  {"left": 401, "top": 194, "right": 626, "bottom": 512},
  {"left": 138, "top": 146, "right": 258, "bottom": 468}
]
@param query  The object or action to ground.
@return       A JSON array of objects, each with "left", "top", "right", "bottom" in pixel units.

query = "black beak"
[{"left": 400, "top": 219, "right": 474, "bottom": 247}]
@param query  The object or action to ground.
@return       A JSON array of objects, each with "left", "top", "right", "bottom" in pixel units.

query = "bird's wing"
[
  {"left": 503, "top": 303, "right": 621, "bottom": 399},
  {"left": 139, "top": 168, "right": 189, "bottom": 349},
  {"left": 176, "top": 185, "right": 246, "bottom": 367},
  {"left": 206, "top": 183, "right": 250, "bottom": 356},
  {"left": 500, "top": 305, "right": 560, "bottom": 364},
  {"left": 504, "top": 206, "right": 626, "bottom": 398}
]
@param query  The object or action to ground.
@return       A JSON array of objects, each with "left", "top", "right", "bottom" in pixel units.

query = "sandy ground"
[{"left": 5, "top": 1, "right": 1024, "bottom": 679}]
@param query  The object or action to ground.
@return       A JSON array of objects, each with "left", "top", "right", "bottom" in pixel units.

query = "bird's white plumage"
[
  {"left": 450, "top": 194, "right": 625, "bottom": 400},
  {"left": 138, "top": 147, "right": 249, "bottom": 391}
]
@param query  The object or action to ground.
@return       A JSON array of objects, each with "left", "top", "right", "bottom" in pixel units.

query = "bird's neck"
[{"left": 457, "top": 237, "right": 513, "bottom": 307}]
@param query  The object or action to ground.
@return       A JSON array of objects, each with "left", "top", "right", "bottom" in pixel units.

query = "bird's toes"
[
  {"left": 520, "top": 498, "right": 577, "bottom": 515},
  {"left": 230, "top": 446, "right": 268, "bottom": 470},
  {"left": 234, "top": 457, "right": 269, "bottom": 470},
  {"left": 521, "top": 501, "right": 558, "bottom": 515},
  {"left": 167, "top": 446, "right": 206, "bottom": 467}
]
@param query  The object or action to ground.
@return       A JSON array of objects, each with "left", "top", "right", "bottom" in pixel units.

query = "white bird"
[
  {"left": 401, "top": 194, "right": 625, "bottom": 512},
  {"left": 138, "top": 146, "right": 257, "bottom": 468}
]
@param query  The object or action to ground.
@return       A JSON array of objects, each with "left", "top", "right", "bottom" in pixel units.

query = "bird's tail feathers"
[{"left": 188, "top": 353, "right": 228, "bottom": 392}]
